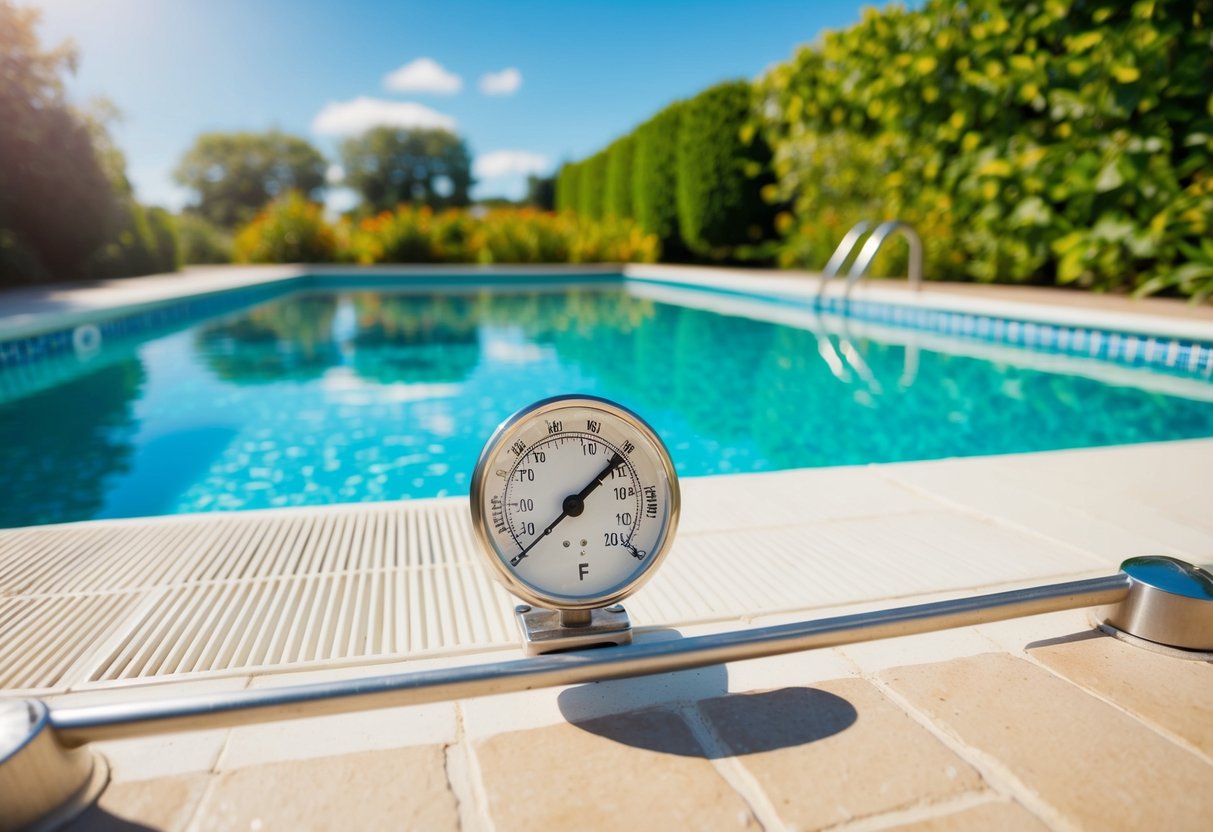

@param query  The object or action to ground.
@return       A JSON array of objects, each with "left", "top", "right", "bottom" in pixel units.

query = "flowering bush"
[
  {"left": 233, "top": 192, "right": 339, "bottom": 263},
  {"left": 342, "top": 205, "right": 657, "bottom": 265}
]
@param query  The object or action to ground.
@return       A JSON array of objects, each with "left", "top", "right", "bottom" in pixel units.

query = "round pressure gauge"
[{"left": 470, "top": 395, "right": 680, "bottom": 612}]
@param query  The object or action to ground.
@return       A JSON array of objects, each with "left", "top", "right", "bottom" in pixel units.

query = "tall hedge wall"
[
  {"left": 578, "top": 152, "right": 609, "bottom": 221},
  {"left": 556, "top": 161, "right": 580, "bottom": 213},
  {"left": 676, "top": 81, "right": 777, "bottom": 258},
  {"left": 760, "top": 0, "right": 1213, "bottom": 295},
  {"left": 633, "top": 103, "right": 685, "bottom": 253},
  {"left": 604, "top": 136, "right": 635, "bottom": 220}
]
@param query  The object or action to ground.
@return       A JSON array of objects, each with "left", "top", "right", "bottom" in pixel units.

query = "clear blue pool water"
[{"left": 2, "top": 283, "right": 1213, "bottom": 528}]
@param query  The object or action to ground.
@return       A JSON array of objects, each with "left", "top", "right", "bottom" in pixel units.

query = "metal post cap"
[
  {"left": 0, "top": 699, "right": 108, "bottom": 832},
  {"left": 1097, "top": 556, "right": 1213, "bottom": 652}
]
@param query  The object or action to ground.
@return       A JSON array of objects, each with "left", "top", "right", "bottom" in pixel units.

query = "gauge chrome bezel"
[{"left": 469, "top": 394, "right": 681, "bottom": 611}]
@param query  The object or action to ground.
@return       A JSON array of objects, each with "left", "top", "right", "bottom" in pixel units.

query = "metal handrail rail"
[
  {"left": 50, "top": 573, "right": 1130, "bottom": 745},
  {"left": 818, "top": 219, "right": 923, "bottom": 298},
  {"left": 818, "top": 220, "right": 871, "bottom": 292},
  {"left": 6, "top": 555, "right": 1212, "bottom": 830}
]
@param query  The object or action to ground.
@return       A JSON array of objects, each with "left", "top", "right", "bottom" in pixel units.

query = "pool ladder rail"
[
  {"left": 2, "top": 556, "right": 1211, "bottom": 830},
  {"left": 819, "top": 219, "right": 924, "bottom": 298}
]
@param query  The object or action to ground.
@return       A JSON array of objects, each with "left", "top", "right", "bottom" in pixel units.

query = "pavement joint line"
[
  {"left": 679, "top": 700, "right": 786, "bottom": 832},
  {"left": 1017, "top": 639, "right": 1213, "bottom": 769},
  {"left": 864, "top": 668, "right": 1078, "bottom": 832},
  {"left": 819, "top": 789, "right": 1005, "bottom": 832},
  {"left": 870, "top": 465, "right": 1115, "bottom": 568}
]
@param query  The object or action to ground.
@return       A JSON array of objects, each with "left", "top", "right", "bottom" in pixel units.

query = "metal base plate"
[{"left": 515, "top": 605, "right": 632, "bottom": 655}]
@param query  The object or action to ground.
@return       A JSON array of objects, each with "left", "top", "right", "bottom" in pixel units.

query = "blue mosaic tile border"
[
  {"left": 0, "top": 272, "right": 622, "bottom": 371},
  {"left": 3, "top": 272, "right": 1213, "bottom": 381},
  {"left": 0, "top": 280, "right": 302, "bottom": 369},
  {"left": 629, "top": 277, "right": 1213, "bottom": 381}
]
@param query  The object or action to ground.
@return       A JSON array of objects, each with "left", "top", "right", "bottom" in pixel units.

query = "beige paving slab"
[
  {"left": 1027, "top": 630, "right": 1213, "bottom": 759},
  {"left": 698, "top": 678, "right": 983, "bottom": 829},
  {"left": 459, "top": 625, "right": 854, "bottom": 741},
  {"left": 838, "top": 625, "right": 999, "bottom": 674},
  {"left": 882, "top": 441, "right": 1213, "bottom": 566},
  {"left": 677, "top": 465, "right": 937, "bottom": 534},
  {"left": 883, "top": 653, "right": 1213, "bottom": 831},
  {"left": 885, "top": 798, "right": 1051, "bottom": 831},
  {"left": 192, "top": 744, "right": 459, "bottom": 832},
  {"left": 474, "top": 709, "right": 758, "bottom": 831},
  {"left": 63, "top": 772, "right": 212, "bottom": 832}
]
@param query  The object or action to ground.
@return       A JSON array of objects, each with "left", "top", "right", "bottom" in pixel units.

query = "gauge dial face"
[{"left": 470, "top": 396, "right": 680, "bottom": 610}]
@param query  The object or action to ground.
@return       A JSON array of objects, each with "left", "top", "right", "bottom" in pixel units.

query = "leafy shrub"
[
  {"left": 759, "top": 0, "right": 1213, "bottom": 296},
  {"left": 89, "top": 200, "right": 159, "bottom": 278},
  {"left": 578, "top": 152, "right": 609, "bottom": 220},
  {"left": 604, "top": 136, "right": 635, "bottom": 219},
  {"left": 233, "top": 191, "right": 338, "bottom": 263},
  {"left": 633, "top": 103, "right": 686, "bottom": 256},
  {"left": 145, "top": 207, "right": 181, "bottom": 272},
  {"left": 676, "top": 81, "right": 777, "bottom": 259},
  {"left": 175, "top": 212, "right": 233, "bottom": 264}
]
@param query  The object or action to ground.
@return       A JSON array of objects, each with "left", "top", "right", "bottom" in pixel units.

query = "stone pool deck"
[
  {"left": 1, "top": 266, "right": 1212, "bottom": 829},
  {"left": 1, "top": 440, "right": 1210, "bottom": 830}
]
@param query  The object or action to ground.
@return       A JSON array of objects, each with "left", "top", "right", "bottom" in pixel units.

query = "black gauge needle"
[{"left": 510, "top": 453, "right": 624, "bottom": 567}]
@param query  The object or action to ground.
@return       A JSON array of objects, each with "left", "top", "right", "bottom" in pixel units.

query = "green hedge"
[
  {"left": 676, "top": 81, "right": 777, "bottom": 259},
  {"left": 578, "top": 152, "right": 609, "bottom": 220},
  {"left": 760, "top": 0, "right": 1213, "bottom": 296},
  {"left": 555, "top": 162, "right": 580, "bottom": 213},
  {"left": 633, "top": 103, "right": 685, "bottom": 254},
  {"left": 604, "top": 136, "right": 635, "bottom": 219}
]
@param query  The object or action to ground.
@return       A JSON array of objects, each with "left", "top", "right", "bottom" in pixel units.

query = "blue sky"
[{"left": 35, "top": 0, "right": 867, "bottom": 209}]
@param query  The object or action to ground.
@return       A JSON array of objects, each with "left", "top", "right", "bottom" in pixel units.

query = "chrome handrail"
[
  {"left": 818, "top": 219, "right": 923, "bottom": 298},
  {"left": 50, "top": 573, "right": 1131, "bottom": 745},
  {"left": 6, "top": 555, "right": 1213, "bottom": 830},
  {"left": 844, "top": 220, "right": 923, "bottom": 297},
  {"left": 818, "top": 220, "right": 871, "bottom": 293}
]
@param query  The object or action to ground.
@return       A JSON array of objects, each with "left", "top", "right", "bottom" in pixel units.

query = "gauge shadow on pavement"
[{"left": 556, "top": 629, "right": 858, "bottom": 759}]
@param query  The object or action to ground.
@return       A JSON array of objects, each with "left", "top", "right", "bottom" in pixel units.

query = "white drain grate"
[
  {"left": 0, "top": 477, "right": 1104, "bottom": 693},
  {"left": 0, "top": 593, "right": 148, "bottom": 689}
]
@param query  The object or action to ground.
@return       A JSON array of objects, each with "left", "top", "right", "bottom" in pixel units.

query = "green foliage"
[
  {"left": 89, "top": 200, "right": 159, "bottom": 279},
  {"left": 145, "top": 207, "right": 181, "bottom": 272},
  {"left": 604, "top": 136, "right": 635, "bottom": 219},
  {"left": 175, "top": 212, "right": 234, "bottom": 264},
  {"left": 0, "top": 1, "right": 119, "bottom": 284},
  {"left": 633, "top": 103, "right": 685, "bottom": 254},
  {"left": 173, "top": 130, "right": 327, "bottom": 229},
  {"left": 526, "top": 174, "right": 556, "bottom": 210},
  {"left": 340, "top": 127, "right": 472, "bottom": 213},
  {"left": 578, "top": 152, "right": 609, "bottom": 221},
  {"left": 676, "top": 81, "right": 777, "bottom": 259},
  {"left": 233, "top": 192, "right": 339, "bottom": 264},
  {"left": 760, "top": 0, "right": 1213, "bottom": 296},
  {"left": 556, "top": 162, "right": 581, "bottom": 213}
]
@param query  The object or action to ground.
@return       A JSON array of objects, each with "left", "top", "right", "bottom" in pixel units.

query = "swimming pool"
[{"left": 2, "top": 274, "right": 1212, "bottom": 528}]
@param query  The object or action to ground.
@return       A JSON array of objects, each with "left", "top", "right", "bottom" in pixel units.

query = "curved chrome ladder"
[{"left": 819, "top": 219, "right": 924, "bottom": 298}]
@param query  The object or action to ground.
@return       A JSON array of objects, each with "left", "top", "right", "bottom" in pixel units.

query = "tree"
[
  {"left": 0, "top": 1, "right": 118, "bottom": 284},
  {"left": 174, "top": 130, "right": 327, "bottom": 228},
  {"left": 526, "top": 174, "right": 555, "bottom": 210},
  {"left": 340, "top": 127, "right": 473, "bottom": 213}
]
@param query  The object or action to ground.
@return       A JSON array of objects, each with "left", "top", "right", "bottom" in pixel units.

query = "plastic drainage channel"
[{"left": 3, "top": 556, "right": 1212, "bottom": 831}]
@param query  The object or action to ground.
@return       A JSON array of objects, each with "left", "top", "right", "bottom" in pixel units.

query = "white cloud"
[
  {"left": 473, "top": 150, "right": 549, "bottom": 179},
  {"left": 311, "top": 97, "right": 457, "bottom": 135},
  {"left": 479, "top": 67, "right": 522, "bottom": 96},
  {"left": 325, "top": 163, "right": 344, "bottom": 185},
  {"left": 383, "top": 58, "right": 462, "bottom": 94}
]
